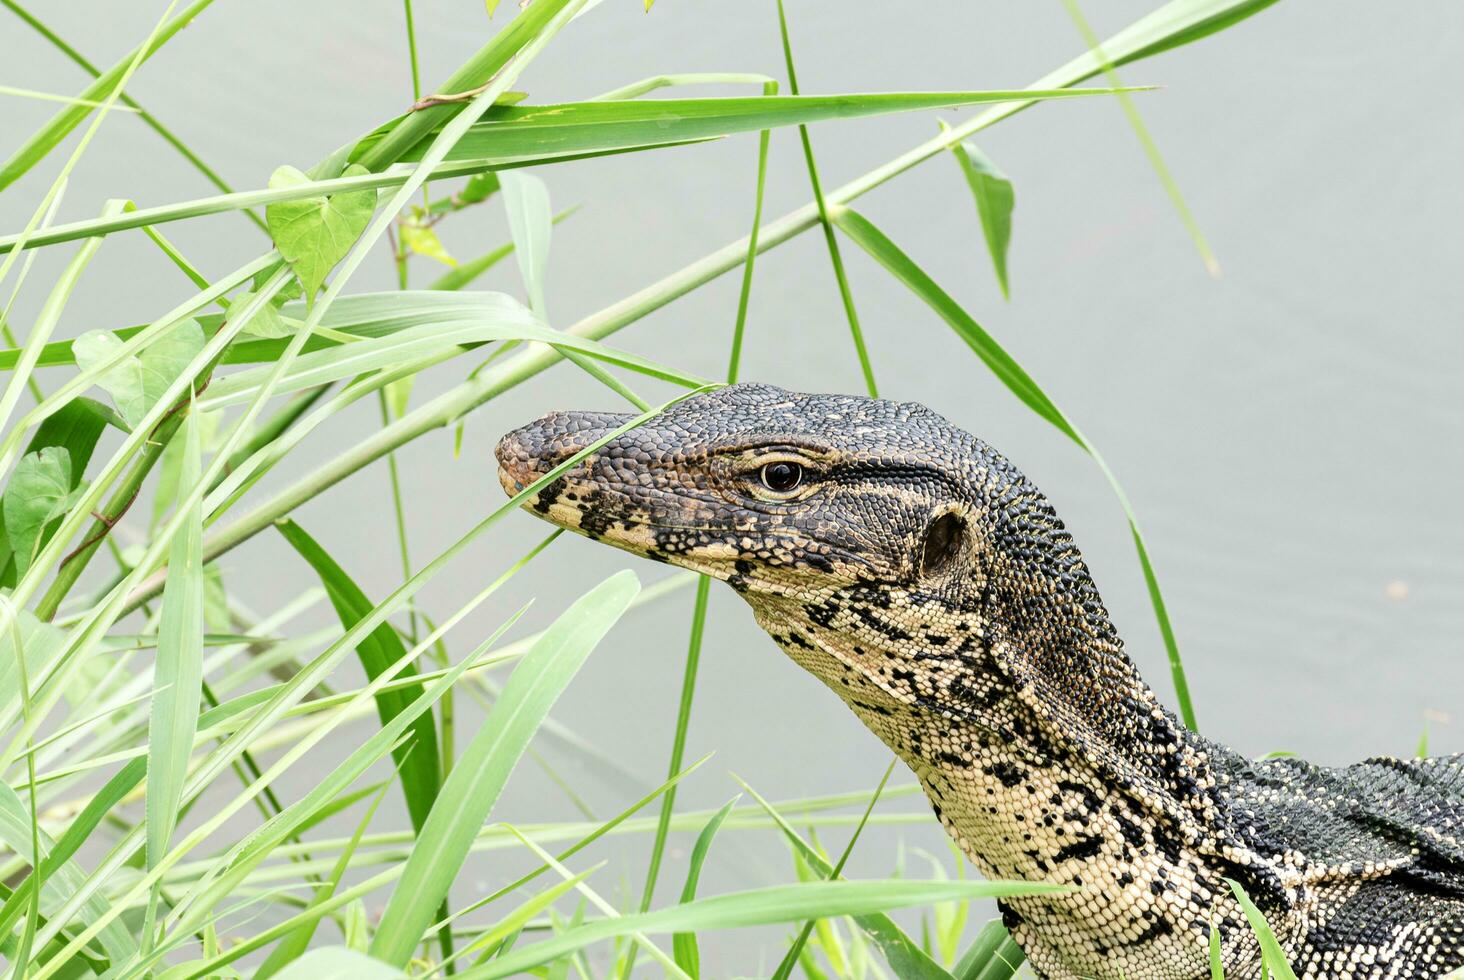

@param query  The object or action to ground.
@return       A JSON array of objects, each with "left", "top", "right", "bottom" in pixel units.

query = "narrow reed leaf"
[
  {"left": 737, "top": 776, "right": 950, "bottom": 980},
  {"left": 369, "top": 570, "right": 641, "bottom": 966},
  {"left": 370, "top": 88, "right": 1146, "bottom": 165},
  {"left": 672, "top": 797, "right": 738, "bottom": 978},
  {"left": 772, "top": 760, "right": 896, "bottom": 980},
  {"left": 726, "top": 80, "right": 776, "bottom": 383},
  {"left": 198, "top": 315, "right": 708, "bottom": 411},
  {"left": 254, "top": 779, "right": 393, "bottom": 979},
  {"left": 831, "top": 206, "right": 1198, "bottom": 729},
  {"left": 946, "top": 134, "right": 1015, "bottom": 299},
  {"left": 462, "top": 879, "right": 1061, "bottom": 980},
  {"left": 1058, "top": 0, "right": 1220, "bottom": 277},
  {"left": 0, "top": 149, "right": 693, "bottom": 257},
  {"left": 499, "top": 171, "right": 552, "bottom": 319},
  {"left": 275, "top": 520, "right": 440, "bottom": 834},
  {"left": 142, "top": 403, "right": 204, "bottom": 948},
  {"left": 1226, "top": 879, "right": 1298, "bottom": 980}
]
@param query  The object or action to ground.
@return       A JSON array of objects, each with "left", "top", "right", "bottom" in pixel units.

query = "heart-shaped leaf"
[
  {"left": 4, "top": 447, "right": 86, "bottom": 577},
  {"left": 72, "top": 321, "right": 206, "bottom": 431},
  {"left": 266, "top": 163, "right": 379, "bottom": 304}
]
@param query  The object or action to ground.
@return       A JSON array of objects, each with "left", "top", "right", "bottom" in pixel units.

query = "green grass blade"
[
  {"left": 1226, "top": 880, "right": 1297, "bottom": 980},
  {"left": 0, "top": 147, "right": 689, "bottom": 258},
  {"left": 1058, "top": 0, "right": 1219, "bottom": 276},
  {"left": 945, "top": 131, "right": 1014, "bottom": 300},
  {"left": 196, "top": 314, "right": 708, "bottom": 411},
  {"left": 736, "top": 776, "right": 951, "bottom": 980},
  {"left": 462, "top": 879, "right": 1061, "bottom": 980},
  {"left": 142, "top": 402, "right": 205, "bottom": 947},
  {"left": 253, "top": 777, "right": 392, "bottom": 979},
  {"left": 353, "top": 0, "right": 577, "bottom": 171},
  {"left": 772, "top": 761, "right": 896, "bottom": 980},
  {"left": 274, "top": 519, "right": 440, "bottom": 834},
  {"left": 368, "top": 88, "right": 1147, "bottom": 165},
  {"left": 499, "top": 171, "right": 552, "bottom": 319},
  {"left": 618, "top": 576, "right": 710, "bottom": 980},
  {"left": 1209, "top": 918, "right": 1225, "bottom": 979},
  {"left": 671, "top": 797, "right": 738, "bottom": 978},
  {"left": 831, "top": 205, "right": 1198, "bottom": 730},
  {"left": 369, "top": 570, "right": 641, "bottom": 967}
]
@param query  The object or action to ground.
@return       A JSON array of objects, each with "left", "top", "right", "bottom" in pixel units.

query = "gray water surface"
[{"left": 4, "top": 0, "right": 1463, "bottom": 971}]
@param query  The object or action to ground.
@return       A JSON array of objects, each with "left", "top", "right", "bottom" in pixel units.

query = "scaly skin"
[{"left": 496, "top": 383, "right": 1464, "bottom": 979}]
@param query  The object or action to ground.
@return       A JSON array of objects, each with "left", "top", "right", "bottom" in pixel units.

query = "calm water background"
[{"left": 5, "top": 1, "right": 1463, "bottom": 971}]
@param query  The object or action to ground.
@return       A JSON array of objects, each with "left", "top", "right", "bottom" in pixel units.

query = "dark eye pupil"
[{"left": 761, "top": 462, "right": 802, "bottom": 493}]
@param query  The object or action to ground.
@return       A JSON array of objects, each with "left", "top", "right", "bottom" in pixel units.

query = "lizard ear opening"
[{"left": 920, "top": 510, "right": 966, "bottom": 578}]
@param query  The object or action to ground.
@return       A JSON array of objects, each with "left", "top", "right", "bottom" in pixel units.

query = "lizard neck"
[{"left": 745, "top": 584, "right": 1277, "bottom": 979}]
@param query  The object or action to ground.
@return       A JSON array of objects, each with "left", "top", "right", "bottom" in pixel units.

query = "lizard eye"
[{"left": 759, "top": 461, "right": 804, "bottom": 493}]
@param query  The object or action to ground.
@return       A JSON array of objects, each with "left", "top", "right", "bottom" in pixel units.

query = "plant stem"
[{"left": 36, "top": 410, "right": 184, "bottom": 622}]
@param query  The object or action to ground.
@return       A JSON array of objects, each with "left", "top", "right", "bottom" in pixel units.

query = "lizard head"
[{"left": 495, "top": 383, "right": 1007, "bottom": 603}]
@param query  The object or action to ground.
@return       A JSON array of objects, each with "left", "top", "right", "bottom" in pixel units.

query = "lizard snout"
[{"left": 494, "top": 410, "right": 631, "bottom": 495}]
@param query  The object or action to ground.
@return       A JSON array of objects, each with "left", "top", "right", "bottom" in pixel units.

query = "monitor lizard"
[{"left": 496, "top": 383, "right": 1464, "bottom": 979}]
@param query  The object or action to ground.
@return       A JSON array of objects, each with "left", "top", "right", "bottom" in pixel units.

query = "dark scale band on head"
[{"left": 497, "top": 383, "right": 1464, "bottom": 980}]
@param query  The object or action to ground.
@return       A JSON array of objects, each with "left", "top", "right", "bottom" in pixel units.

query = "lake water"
[{"left": 5, "top": 0, "right": 1462, "bottom": 971}]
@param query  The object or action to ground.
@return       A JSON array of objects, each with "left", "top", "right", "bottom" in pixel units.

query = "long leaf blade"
[{"left": 369, "top": 570, "right": 641, "bottom": 966}]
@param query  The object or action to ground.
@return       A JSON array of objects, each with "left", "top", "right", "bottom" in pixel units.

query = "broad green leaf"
[
  {"left": 0, "top": 397, "right": 110, "bottom": 585},
  {"left": 3, "top": 447, "right": 83, "bottom": 577},
  {"left": 370, "top": 570, "right": 641, "bottom": 967},
  {"left": 145, "top": 407, "right": 205, "bottom": 942},
  {"left": 275, "top": 519, "right": 440, "bottom": 835},
  {"left": 1226, "top": 880, "right": 1298, "bottom": 980},
  {"left": 71, "top": 320, "right": 206, "bottom": 430},
  {"left": 949, "top": 137, "right": 1014, "bottom": 299},
  {"left": 673, "top": 798, "right": 738, "bottom": 977},
  {"left": 463, "top": 879, "right": 1060, "bottom": 980},
  {"left": 266, "top": 163, "right": 379, "bottom": 303},
  {"left": 371, "top": 89, "right": 1144, "bottom": 165},
  {"left": 266, "top": 947, "right": 402, "bottom": 980},
  {"left": 500, "top": 170, "right": 552, "bottom": 318}
]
